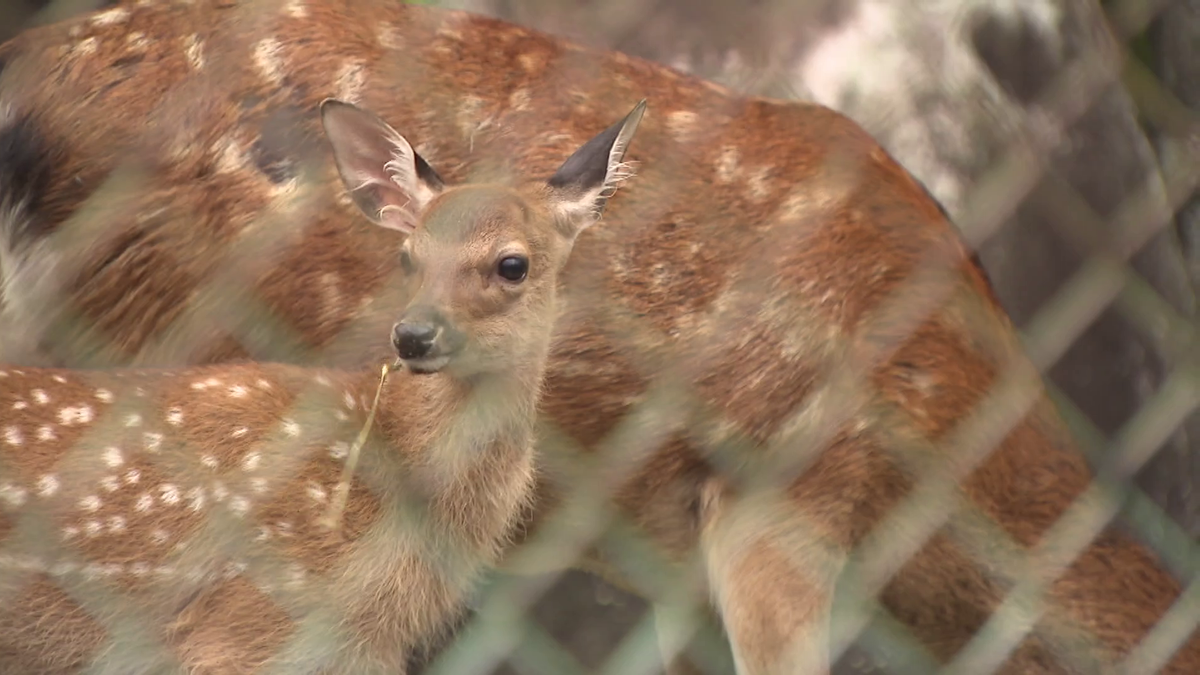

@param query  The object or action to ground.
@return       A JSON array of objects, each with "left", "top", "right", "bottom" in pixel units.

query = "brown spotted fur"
[{"left": 0, "top": 1, "right": 1196, "bottom": 673}]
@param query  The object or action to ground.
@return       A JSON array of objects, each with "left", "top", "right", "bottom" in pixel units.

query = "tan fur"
[
  {"left": 0, "top": 117, "right": 632, "bottom": 672},
  {"left": 0, "top": 2, "right": 1196, "bottom": 673}
]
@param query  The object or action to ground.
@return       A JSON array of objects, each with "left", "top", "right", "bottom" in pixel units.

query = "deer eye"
[{"left": 496, "top": 255, "right": 528, "bottom": 282}]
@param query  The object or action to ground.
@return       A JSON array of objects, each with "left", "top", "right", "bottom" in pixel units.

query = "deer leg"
[{"left": 698, "top": 478, "right": 844, "bottom": 675}]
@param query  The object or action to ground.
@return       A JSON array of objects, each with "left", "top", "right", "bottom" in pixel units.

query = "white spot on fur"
[
  {"left": 223, "top": 561, "right": 248, "bottom": 579},
  {"left": 377, "top": 24, "right": 402, "bottom": 49},
  {"left": 314, "top": 374, "right": 331, "bottom": 387},
  {"left": 107, "top": 515, "right": 127, "bottom": 532},
  {"left": 166, "top": 408, "right": 184, "bottom": 426},
  {"left": 306, "top": 482, "right": 327, "bottom": 503},
  {"left": 135, "top": 493, "right": 153, "bottom": 512},
  {"left": 232, "top": 427, "right": 248, "bottom": 438},
  {"left": 228, "top": 384, "right": 248, "bottom": 398},
  {"left": 747, "top": 167, "right": 773, "bottom": 202},
  {"left": 242, "top": 452, "right": 261, "bottom": 471},
  {"left": 62, "top": 526, "right": 80, "bottom": 540},
  {"left": 32, "top": 389, "right": 49, "bottom": 405},
  {"left": 3, "top": 426, "right": 21, "bottom": 446},
  {"left": 59, "top": 405, "right": 94, "bottom": 426},
  {"left": 124, "top": 413, "right": 142, "bottom": 427},
  {"left": 73, "top": 37, "right": 99, "bottom": 57},
  {"left": 509, "top": 88, "right": 531, "bottom": 112},
  {"left": 253, "top": 38, "right": 285, "bottom": 85},
  {"left": 79, "top": 495, "right": 102, "bottom": 512},
  {"left": 715, "top": 147, "right": 741, "bottom": 183},
  {"left": 517, "top": 52, "right": 544, "bottom": 73},
  {"left": 213, "top": 136, "right": 248, "bottom": 174},
  {"left": 284, "top": 0, "right": 307, "bottom": 17},
  {"left": 436, "top": 21, "right": 464, "bottom": 41},
  {"left": 212, "top": 482, "right": 229, "bottom": 502},
  {"left": 251, "top": 477, "right": 268, "bottom": 493},
  {"left": 103, "top": 447, "right": 124, "bottom": 468},
  {"left": 95, "top": 389, "right": 114, "bottom": 403},
  {"left": 91, "top": 7, "right": 130, "bottom": 25},
  {"left": 256, "top": 379, "right": 273, "bottom": 390},
  {"left": 37, "top": 426, "right": 55, "bottom": 441},
  {"left": 124, "top": 469, "right": 141, "bottom": 485},
  {"left": 84, "top": 520, "right": 102, "bottom": 537},
  {"left": 100, "top": 476, "right": 120, "bottom": 492},
  {"left": 187, "top": 487, "right": 205, "bottom": 511},
  {"left": 201, "top": 455, "right": 218, "bottom": 469},
  {"left": 282, "top": 419, "right": 301, "bottom": 437},
  {"left": 284, "top": 563, "right": 306, "bottom": 588},
  {"left": 126, "top": 31, "right": 150, "bottom": 50},
  {"left": 51, "top": 375, "right": 67, "bottom": 384},
  {"left": 159, "top": 484, "right": 180, "bottom": 505},
  {"left": 0, "top": 483, "right": 28, "bottom": 506},
  {"left": 144, "top": 432, "right": 164, "bottom": 452},
  {"left": 667, "top": 110, "right": 698, "bottom": 139},
  {"left": 37, "top": 474, "right": 59, "bottom": 497},
  {"left": 329, "top": 442, "right": 349, "bottom": 459},
  {"left": 151, "top": 528, "right": 169, "bottom": 544},
  {"left": 455, "top": 96, "right": 495, "bottom": 149},
  {"left": 343, "top": 392, "right": 357, "bottom": 409},
  {"left": 12, "top": 401, "right": 27, "bottom": 410},
  {"left": 230, "top": 495, "right": 250, "bottom": 516}
]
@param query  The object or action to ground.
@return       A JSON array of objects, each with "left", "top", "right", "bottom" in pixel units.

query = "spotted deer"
[
  {"left": 1, "top": 2, "right": 1197, "bottom": 674},
  {"left": 0, "top": 96, "right": 647, "bottom": 674}
]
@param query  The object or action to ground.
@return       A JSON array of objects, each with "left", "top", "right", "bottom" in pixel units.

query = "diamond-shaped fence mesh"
[{"left": 0, "top": 0, "right": 1197, "bottom": 673}]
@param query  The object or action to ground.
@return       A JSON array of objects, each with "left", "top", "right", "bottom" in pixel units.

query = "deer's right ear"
[{"left": 320, "top": 99, "right": 445, "bottom": 234}]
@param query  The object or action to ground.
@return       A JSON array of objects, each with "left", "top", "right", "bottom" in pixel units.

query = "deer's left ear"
[{"left": 546, "top": 100, "right": 646, "bottom": 239}]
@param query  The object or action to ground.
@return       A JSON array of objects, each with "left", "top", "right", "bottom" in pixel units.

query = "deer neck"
[{"left": 368, "top": 354, "right": 546, "bottom": 547}]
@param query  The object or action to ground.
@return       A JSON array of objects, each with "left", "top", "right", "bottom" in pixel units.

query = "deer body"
[
  {"left": 0, "top": 94, "right": 646, "bottom": 673},
  {"left": 0, "top": 2, "right": 1197, "bottom": 673}
]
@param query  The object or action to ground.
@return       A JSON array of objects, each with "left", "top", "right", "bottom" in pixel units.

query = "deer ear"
[
  {"left": 320, "top": 98, "right": 445, "bottom": 234},
  {"left": 547, "top": 99, "right": 646, "bottom": 238}
]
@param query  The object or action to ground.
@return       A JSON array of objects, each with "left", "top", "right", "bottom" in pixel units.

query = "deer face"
[
  {"left": 390, "top": 185, "right": 556, "bottom": 375},
  {"left": 320, "top": 98, "right": 645, "bottom": 376}
]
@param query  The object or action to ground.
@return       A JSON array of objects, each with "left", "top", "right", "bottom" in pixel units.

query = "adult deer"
[
  {"left": 0, "top": 97, "right": 647, "bottom": 674},
  {"left": 0, "top": 1, "right": 1196, "bottom": 674}
]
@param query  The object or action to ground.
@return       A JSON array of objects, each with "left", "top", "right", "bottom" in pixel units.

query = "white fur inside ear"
[
  {"left": 378, "top": 204, "right": 416, "bottom": 234},
  {"left": 552, "top": 158, "right": 638, "bottom": 230},
  {"left": 382, "top": 133, "right": 438, "bottom": 215}
]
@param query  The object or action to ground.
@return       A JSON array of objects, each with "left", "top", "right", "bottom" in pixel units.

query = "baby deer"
[{"left": 0, "top": 98, "right": 646, "bottom": 674}]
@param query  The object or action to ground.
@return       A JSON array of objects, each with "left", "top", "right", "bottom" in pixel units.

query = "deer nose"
[{"left": 392, "top": 322, "right": 440, "bottom": 360}]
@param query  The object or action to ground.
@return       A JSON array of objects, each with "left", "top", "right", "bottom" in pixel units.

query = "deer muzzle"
[{"left": 392, "top": 309, "right": 461, "bottom": 374}]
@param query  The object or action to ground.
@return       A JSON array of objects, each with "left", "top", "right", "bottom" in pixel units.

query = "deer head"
[{"left": 320, "top": 98, "right": 646, "bottom": 377}]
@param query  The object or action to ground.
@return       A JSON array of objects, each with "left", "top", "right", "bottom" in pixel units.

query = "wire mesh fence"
[{"left": 0, "top": 0, "right": 1197, "bottom": 673}]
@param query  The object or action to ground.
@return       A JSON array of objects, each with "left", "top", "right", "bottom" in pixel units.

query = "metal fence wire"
[{"left": 0, "top": 0, "right": 1197, "bottom": 673}]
